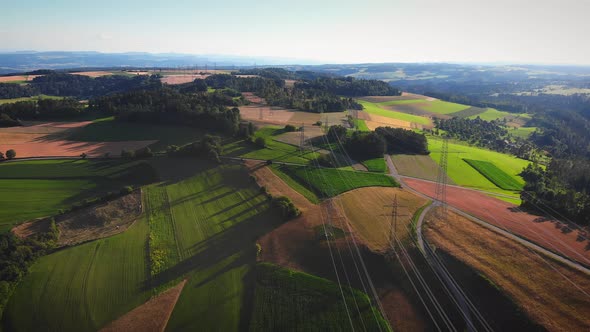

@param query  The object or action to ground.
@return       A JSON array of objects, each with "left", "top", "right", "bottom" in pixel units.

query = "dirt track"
[{"left": 404, "top": 177, "right": 590, "bottom": 266}]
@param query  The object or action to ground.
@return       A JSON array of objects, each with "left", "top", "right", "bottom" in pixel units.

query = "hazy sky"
[{"left": 1, "top": 0, "right": 588, "bottom": 65}]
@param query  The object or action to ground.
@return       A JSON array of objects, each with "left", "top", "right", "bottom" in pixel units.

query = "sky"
[{"left": 0, "top": 0, "right": 589, "bottom": 65}]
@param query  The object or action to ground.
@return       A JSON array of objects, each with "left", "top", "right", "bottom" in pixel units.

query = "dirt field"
[
  {"left": 239, "top": 105, "right": 295, "bottom": 124},
  {"left": 247, "top": 162, "right": 428, "bottom": 331},
  {"left": 0, "top": 75, "right": 40, "bottom": 83},
  {"left": 13, "top": 190, "right": 143, "bottom": 247},
  {"left": 338, "top": 187, "right": 428, "bottom": 253},
  {"left": 242, "top": 92, "right": 265, "bottom": 104},
  {"left": 391, "top": 154, "right": 455, "bottom": 184},
  {"left": 101, "top": 280, "right": 187, "bottom": 332},
  {"left": 274, "top": 126, "right": 324, "bottom": 146},
  {"left": 161, "top": 74, "right": 209, "bottom": 85},
  {"left": 404, "top": 177, "right": 590, "bottom": 266},
  {"left": 365, "top": 113, "right": 417, "bottom": 130},
  {"left": 72, "top": 71, "right": 113, "bottom": 78},
  {"left": 0, "top": 122, "right": 156, "bottom": 158},
  {"left": 285, "top": 79, "right": 297, "bottom": 87},
  {"left": 424, "top": 207, "right": 590, "bottom": 331}
]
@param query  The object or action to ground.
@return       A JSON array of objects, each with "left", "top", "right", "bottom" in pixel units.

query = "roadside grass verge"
[
  {"left": 358, "top": 100, "right": 430, "bottom": 125},
  {"left": 362, "top": 157, "right": 387, "bottom": 173},
  {"left": 249, "top": 263, "right": 391, "bottom": 331},
  {"left": 279, "top": 165, "right": 399, "bottom": 198},
  {"left": 463, "top": 159, "right": 524, "bottom": 191}
]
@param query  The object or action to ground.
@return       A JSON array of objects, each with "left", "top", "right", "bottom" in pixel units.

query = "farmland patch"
[{"left": 463, "top": 159, "right": 524, "bottom": 191}]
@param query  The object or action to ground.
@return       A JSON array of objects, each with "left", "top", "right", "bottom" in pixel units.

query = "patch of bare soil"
[
  {"left": 424, "top": 207, "right": 590, "bottom": 332},
  {"left": 100, "top": 280, "right": 187, "bottom": 332},
  {"left": 161, "top": 74, "right": 209, "bottom": 85},
  {"left": 242, "top": 92, "right": 265, "bottom": 104},
  {"left": 13, "top": 191, "right": 143, "bottom": 247},
  {"left": 0, "top": 75, "right": 40, "bottom": 82},
  {"left": 239, "top": 105, "right": 295, "bottom": 124},
  {"left": 365, "top": 114, "right": 416, "bottom": 130},
  {"left": 72, "top": 71, "right": 113, "bottom": 78}
]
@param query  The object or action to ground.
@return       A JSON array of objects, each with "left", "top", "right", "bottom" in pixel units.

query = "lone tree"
[
  {"left": 0, "top": 151, "right": 4, "bottom": 160},
  {"left": 6, "top": 149, "right": 16, "bottom": 160}
]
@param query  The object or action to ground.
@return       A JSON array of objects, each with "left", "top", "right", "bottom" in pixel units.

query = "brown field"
[
  {"left": 424, "top": 207, "right": 590, "bottom": 331},
  {"left": 13, "top": 190, "right": 142, "bottom": 247},
  {"left": 365, "top": 113, "right": 416, "bottom": 130},
  {"left": 161, "top": 74, "right": 209, "bottom": 85},
  {"left": 248, "top": 162, "right": 428, "bottom": 330},
  {"left": 239, "top": 105, "right": 295, "bottom": 124},
  {"left": 72, "top": 71, "right": 113, "bottom": 78},
  {"left": 0, "top": 75, "right": 40, "bottom": 83},
  {"left": 242, "top": 92, "right": 265, "bottom": 104},
  {"left": 391, "top": 154, "right": 455, "bottom": 184},
  {"left": 0, "top": 121, "right": 156, "bottom": 158},
  {"left": 404, "top": 177, "right": 590, "bottom": 266},
  {"left": 274, "top": 126, "right": 324, "bottom": 146},
  {"left": 358, "top": 92, "right": 433, "bottom": 103},
  {"left": 101, "top": 280, "right": 187, "bottom": 332},
  {"left": 339, "top": 187, "right": 428, "bottom": 253},
  {"left": 285, "top": 79, "right": 297, "bottom": 87}
]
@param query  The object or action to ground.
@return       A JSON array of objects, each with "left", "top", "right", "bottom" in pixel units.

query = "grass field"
[
  {"left": 428, "top": 137, "right": 528, "bottom": 195},
  {"left": 351, "top": 118, "right": 370, "bottom": 131},
  {"left": 0, "top": 95, "right": 62, "bottom": 105},
  {"left": 222, "top": 126, "right": 319, "bottom": 164},
  {"left": 362, "top": 157, "right": 387, "bottom": 173},
  {"left": 270, "top": 165, "right": 321, "bottom": 204},
  {"left": 249, "top": 263, "right": 391, "bottom": 331},
  {"left": 463, "top": 159, "right": 524, "bottom": 191},
  {"left": 421, "top": 100, "right": 470, "bottom": 114},
  {"left": 467, "top": 108, "right": 513, "bottom": 121},
  {"left": 379, "top": 99, "right": 425, "bottom": 106},
  {"left": 3, "top": 214, "right": 151, "bottom": 332},
  {"left": 68, "top": 117, "right": 204, "bottom": 152},
  {"left": 279, "top": 165, "right": 398, "bottom": 198},
  {"left": 358, "top": 100, "right": 431, "bottom": 125},
  {"left": 509, "top": 126, "right": 536, "bottom": 138},
  {"left": 0, "top": 159, "right": 157, "bottom": 231}
]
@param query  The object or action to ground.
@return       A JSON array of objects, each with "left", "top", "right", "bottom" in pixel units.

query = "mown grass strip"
[
  {"left": 249, "top": 263, "right": 391, "bottom": 331},
  {"left": 463, "top": 159, "right": 523, "bottom": 191},
  {"left": 358, "top": 100, "right": 430, "bottom": 125}
]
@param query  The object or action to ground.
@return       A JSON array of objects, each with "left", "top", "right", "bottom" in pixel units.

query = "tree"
[
  {"left": 0, "top": 151, "right": 4, "bottom": 160},
  {"left": 254, "top": 136, "right": 266, "bottom": 148},
  {"left": 5, "top": 149, "right": 15, "bottom": 160},
  {"left": 327, "top": 125, "right": 347, "bottom": 143},
  {"left": 272, "top": 196, "right": 301, "bottom": 220}
]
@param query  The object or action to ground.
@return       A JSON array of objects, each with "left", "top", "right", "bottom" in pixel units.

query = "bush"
[
  {"left": 5, "top": 149, "right": 16, "bottom": 160},
  {"left": 327, "top": 125, "right": 347, "bottom": 142},
  {"left": 317, "top": 154, "right": 335, "bottom": 167},
  {"left": 284, "top": 124, "right": 297, "bottom": 132},
  {"left": 255, "top": 136, "right": 267, "bottom": 148},
  {"left": 315, "top": 121, "right": 323, "bottom": 126},
  {"left": 272, "top": 196, "right": 301, "bottom": 220},
  {"left": 120, "top": 149, "right": 134, "bottom": 159},
  {"left": 134, "top": 147, "right": 153, "bottom": 158},
  {"left": 0, "top": 151, "right": 4, "bottom": 160},
  {"left": 120, "top": 186, "right": 134, "bottom": 195}
]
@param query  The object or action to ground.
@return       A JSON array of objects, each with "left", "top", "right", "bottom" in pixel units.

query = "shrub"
[
  {"left": 80, "top": 153, "right": 87, "bottom": 159},
  {"left": 256, "top": 243, "right": 262, "bottom": 258},
  {"left": 255, "top": 136, "right": 267, "bottom": 148},
  {"left": 284, "top": 124, "right": 297, "bottom": 132},
  {"left": 121, "top": 149, "right": 134, "bottom": 159},
  {"left": 5, "top": 149, "right": 16, "bottom": 160},
  {"left": 134, "top": 147, "right": 153, "bottom": 158},
  {"left": 0, "top": 151, "right": 4, "bottom": 160},
  {"left": 120, "top": 186, "right": 134, "bottom": 195},
  {"left": 272, "top": 196, "right": 301, "bottom": 220},
  {"left": 315, "top": 121, "right": 323, "bottom": 126}
]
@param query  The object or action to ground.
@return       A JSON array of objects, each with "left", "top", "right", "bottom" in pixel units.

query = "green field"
[
  {"left": 421, "top": 100, "right": 470, "bottom": 114},
  {"left": 428, "top": 137, "right": 528, "bottom": 196},
  {"left": 67, "top": 117, "right": 205, "bottom": 152},
  {"left": 0, "top": 95, "right": 62, "bottom": 105},
  {"left": 222, "top": 127, "right": 319, "bottom": 164},
  {"left": 249, "top": 263, "right": 391, "bottom": 331},
  {"left": 467, "top": 108, "right": 513, "bottom": 121},
  {"left": 351, "top": 118, "right": 370, "bottom": 131},
  {"left": 3, "top": 214, "right": 151, "bottom": 332},
  {"left": 362, "top": 157, "right": 387, "bottom": 173},
  {"left": 379, "top": 99, "right": 425, "bottom": 106},
  {"left": 463, "top": 159, "right": 524, "bottom": 191},
  {"left": 0, "top": 159, "right": 157, "bottom": 231},
  {"left": 510, "top": 126, "right": 536, "bottom": 139},
  {"left": 358, "top": 100, "right": 431, "bottom": 125},
  {"left": 280, "top": 165, "right": 398, "bottom": 198},
  {"left": 270, "top": 165, "right": 321, "bottom": 204}
]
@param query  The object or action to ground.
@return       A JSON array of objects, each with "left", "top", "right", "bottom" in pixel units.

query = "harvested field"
[
  {"left": 161, "top": 74, "right": 208, "bottom": 85},
  {"left": 0, "top": 75, "right": 40, "bottom": 82},
  {"left": 424, "top": 207, "right": 590, "bottom": 331},
  {"left": 101, "top": 280, "right": 187, "bottom": 332},
  {"left": 365, "top": 113, "right": 417, "bottom": 130},
  {"left": 0, "top": 139, "right": 157, "bottom": 158},
  {"left": 404, "top": 177, "right": 590, "bottom": 266},
  {"left": 274, "top": 126, "right": 323, "bottom": 146},
  {"left": 391, "top": 154, "right": 455, "bottom": 184},
  {"left": 242, "top": 92, "right": 265, "bottom": 104},
  {"left": 72, "top": 71, "right": 113, "bottom": 77},
  {"left": 339, "top": 187, "right": 427, "bottom": 253},
  {"left": 239, "top": 105, "right": 295, "bottom": 124},
  {"left": 13, "top": 190, "right": 143, "bottom": 247}
]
